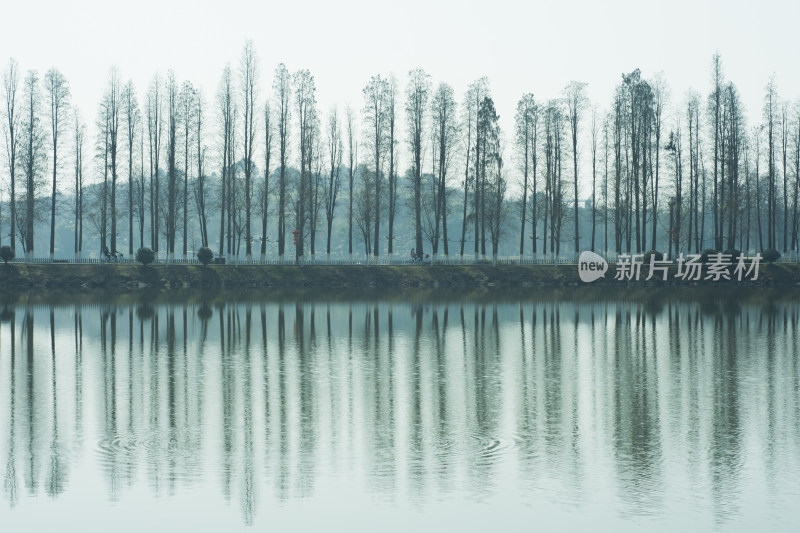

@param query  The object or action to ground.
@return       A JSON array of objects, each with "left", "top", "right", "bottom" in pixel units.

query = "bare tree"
[
  {"left": 122, "top": 80, "right": 139, "bottom": 255},
  {"left": 793, "top": 102, "right": 800, "bottom": 252},
  {"left": 710, "top": 54, "right": 723, "bottom": 250},
  {"left": 781, "top": 100, "right": 789, "bottom": 252},
  {"left": 650, "top": 76, "right": 665, "bottom": 251},
  {"left": 323, "top": 106, "right": 342, "bottom": 255},
  {"left": 764, "top": 75, "right": 778, "bottom": 250},
  {"left": 217, "top": 65, "right": 234, "bottom": 258},
  {"left": 165, "top": 71, "right": 179, "bottom": 258},
  {"left": 44, "top": 68, "right": 69, "bottom": 258},
  {"left": 180, "top": 80, "right": 196, "bottom": 257},
  {"left": 240, "top": 40, "right": 259, "bottom": 258},
  {"left": 687, "top": 92, "right": 701, "bottom": 252},
  {"left": 73, "top": 111, "right": 85, "bottom": 256},
  {"left": 431, "top": 82, "right": 459, "bottom": 257},
  {"left": 590, "top": 106, "right": 598, "bottom": 251},
  {"left": 2, "top": 58, "right": 20, "bottom": 249},
  {"left": 543, "top": 100, "right": 565, "bottom": 255},
  {"left": 146, "top": 74, "right": 163, "bottom": 252},
  {"left": 405, "top": 68, "right": 431, "bottom": 257},
  {"left": 477, "top": 97, "right": 504, "bottom": 260},
  {"left": 138, "top": 118, "right": 145, "bottom": 249},
  {"left": 346, "top": 105, "right": 355, "bottom": 255},
  {"left": 260, "top": 101, "right": 272, "bottom": 258},
  {"left": 293, "top": 68, "right": 317, "bottom": 262},
  {"left": 354, "top": 163, "right": 373, "bottom": 255},
  {"left": 99, "top": 69, "right": 122, "bottom": 255},
  {"left": 20, "top": 70, "right": 46, "bottom": 256},
  {"left": 193, "top": 89, "right": 208, "bottom": 248},
  {"left": 386, "top": 76, "right": 398, "bottom": 257},
  {"left": 515, "top": 93, "right": 537, "bottom": 255},
  {"left": 310, "top": 132, "right": 323, "bottom": 255},
  {"left": 459, "top": 77, "right": 488, "bottom": 256},
  {"left": 364, "top": 74, "right": 389, "bottom": 257},
  {"left": 666, "top": 123, "right": 683, "bottom": 258},
  {"left": 564, "top": 81, "right": 587, "bottom": 253},
  {"left": 273, "top": 63, "right": 291, "bottom": 258},
  {"left": 724, "top": 83, "right": 744, "bottom": 251}
]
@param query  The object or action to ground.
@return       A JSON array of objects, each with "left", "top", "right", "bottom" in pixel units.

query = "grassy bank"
[{"left": 1, "top": 262, "right": 800, "bottom": 291}]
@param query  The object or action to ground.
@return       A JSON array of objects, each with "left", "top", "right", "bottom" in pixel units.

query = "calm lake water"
[{"left": 0, "top": 290, "right": 798, "bottom": 532}]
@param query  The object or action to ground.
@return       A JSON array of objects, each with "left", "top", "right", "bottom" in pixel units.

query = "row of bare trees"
[{"left": 2, "top": 48, "right": 800, "bottom": 261}]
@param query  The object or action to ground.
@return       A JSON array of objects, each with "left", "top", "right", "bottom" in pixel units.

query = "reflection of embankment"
[{"left": 2, "top": 262, "right": 800, "bottom": 292}]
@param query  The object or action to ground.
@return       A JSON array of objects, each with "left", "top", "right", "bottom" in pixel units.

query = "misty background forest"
[{"left": 2, "top": 43, "right": 799, "bottom": 262}]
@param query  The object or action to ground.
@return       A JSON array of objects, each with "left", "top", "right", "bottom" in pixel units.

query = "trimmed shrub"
[
  {"left": 0, "top": 245, "right": 14, "bottom": 264},
  {"left": 700, "top": 248, "right": 718, "bottom": 264},
  {"left": 135, "top": 247, "right": 155, "bottom": 266},
  {"left": 197, "top": 246, "right": 214, "bottom": 266},
  {"left": 643, "top": 250, "right": 665, "bottom": 264},
  {"left": 723, "top": 248, "right": 742, "bottom": 262},
  {"left": 762, "top": 248, "right": 781, "bottom": 263}
]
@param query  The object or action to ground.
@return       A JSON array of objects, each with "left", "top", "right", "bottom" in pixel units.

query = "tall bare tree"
[
  {"left": 193, "top": 89, "right": 208, "bottom": 248},
  {"left": 73, "top": 111, "right": 85, "bottom": 256},
  {"left": 146, "top": 75, "right": 163, "bottom": 253},
  {"left": 323, "top": 106, "right": 342, "bottom": 255},
  {"left": 515, "top": 93, "right": 537, "bottom": 255},
  {"left": 431, "top": 82, "right": 458, "bottom": 257},
  {"left": 122, "top": 80, "right": 139, "bottom": 255},
  {"left": 650, "top": 77, "right": 665, "bottom": 251},
  {"left": 180, "top": 80, "right": 196, "bottom": 257},
  {"left": 666, "top": 123, "right": 683, "bottom": 257},
  {"left": 710, "top": 54, "right": 724, "bottom": 250},
  {"left": 2, "top": 58, "right": 20, "bottom": 249},
  {"left": 386, "top": 76, "right": 398, "bottom": 257},
  {"left": 405, "top": 69, "right": 431, "bottom": 257},
  {"left": 346, "top": 105, "right": 355, "bottom": 255},
  {"left": 99, "top": 69, "right": 121, "bottom": 254},
  {"left": 273, "top": 63, "right": 291, "bottom": 258},
  {"left": 590, "top": 106, "right": 598, "bottom": 251},
  {"left": 217, "top": 65, "right": 234, "bottom": 258},
  {"left": 165, "top": 71, "right": 179, "bottom": 258},
  {"left": 260, "top": 101, "right": 272, "bottom": 258},
  {"left": 781, "top": 100, "right": 789, "bottom": 252},
  {"left": 764, "top": 76, "right": 778, "bottom": 250},
  {"left": 293, "top": 69, "right": 317, "bottom": 262},
  {"left": 564, "top": 81, "right": 587, "bottom": 253},
  {"left": 459, "top": 77, "right": 488, "bottom": 256},
  {"left": 44, "top": 68, "right": 69, "bottom": 258},
  {"left": 19, "top": 70, "right": 46, "bottom": 255},
  {"left": 363, "top": 74, "right": 389, "bottom": 257},
  {"left": 240, "top": 40, "right": 258, "bottom": 258}
]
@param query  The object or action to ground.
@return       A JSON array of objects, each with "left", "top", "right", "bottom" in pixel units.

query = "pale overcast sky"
[{"left": 2, "top": 0, "right": 798, "bottom": 190}]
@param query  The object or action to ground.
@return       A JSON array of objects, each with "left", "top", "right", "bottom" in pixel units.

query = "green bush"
[
  {"left": 197, "top": 246, "right": 214, "bottom": 266},
  {"left": 723, "top": 248, "right": 742, "bottom": 262},
  {"left": 135, "top": 247, "right": 155, "bottom": 266},
  {"left": 643, "top": 250, "right": 665, "bottom": 264},
  {"left": 762, "top": 248, "right": 780, "bottom": 263},
  {"left": 700, "top": 248, "right": 718, "bottom": 264},
  {"left": 0, "top": 245, "right": 14, "bottom": 264}
]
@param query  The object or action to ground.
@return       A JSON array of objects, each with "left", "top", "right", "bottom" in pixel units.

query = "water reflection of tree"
[
  {"left": 611, "top": 303, "right": 664, "bottom": 517},
  {"left": 2, "top": 298, "right": 799, "bottom": 527},
  {"left": 3, "top": 309, "right": 18, "bottom": 507}
]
